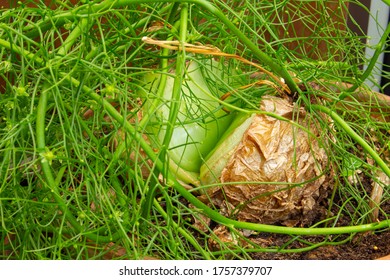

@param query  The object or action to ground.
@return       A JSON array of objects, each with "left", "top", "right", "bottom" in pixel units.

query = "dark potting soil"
[{"left": 249, "top": 230, "right": 390, "bottom": 260}]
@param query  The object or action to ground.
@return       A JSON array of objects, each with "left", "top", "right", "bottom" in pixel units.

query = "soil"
[{"left": 249, "top": 231, "right": 390, "bottom": 260}]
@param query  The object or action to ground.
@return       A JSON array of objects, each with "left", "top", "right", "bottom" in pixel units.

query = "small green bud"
[
  {"left": 16, "top": 86, "right": 29, "bottom": 97},
  {"left": 40, "top": 148, "right": 56, "bottom": 165},
  {"left": 0, "top": 61, "right": 12, "bottom": 73}
]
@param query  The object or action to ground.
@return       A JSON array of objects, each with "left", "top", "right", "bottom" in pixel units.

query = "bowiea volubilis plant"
[{"left": 1, "top": 0, "right": 389, "bottom": 259}]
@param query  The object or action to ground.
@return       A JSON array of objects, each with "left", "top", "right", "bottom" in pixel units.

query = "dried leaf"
[
  {"left": 208, "top": 225, "right": 238, "bottom": 251},
  {"left": 204, "top": 96, "right": 332, "bottom": 226}
]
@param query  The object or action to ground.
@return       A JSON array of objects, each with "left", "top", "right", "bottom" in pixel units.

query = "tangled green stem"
[
  {"left": 312, "top": 104, "right": 390, "bottom": 179},
  {"left": 13, "top": 0, "right": 299, "bottom": 94},
  {"left": 160, "top": 3, "right": 189, "bottom": 176},
  {"left": 36, "top": 83, "right": 123, "bottom": 243},
  {"left": 339, "top": 20, "right": 390, "bottom": 99}
]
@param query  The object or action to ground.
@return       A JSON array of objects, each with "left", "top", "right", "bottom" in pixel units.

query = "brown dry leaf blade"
[{"left": 206, "top": 96, "right": 332, "bottom": 226}]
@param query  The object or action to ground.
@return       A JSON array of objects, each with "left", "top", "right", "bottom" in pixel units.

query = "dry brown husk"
[{"left": 202, "top": 95, "right": 333, "bottom": 226}]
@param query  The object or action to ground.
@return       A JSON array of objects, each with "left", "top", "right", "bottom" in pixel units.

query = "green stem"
[
  {"left": 36, "top": 84, "right": 56, "bottom": 186},
  {"left": 173, "top": 178, "right": 390, "bottom": 235},
  {"left": 153, "top": 198, "right": 211, "bottom": 259},
  {"left": 21, "top": 1, "right": 109, "bottom": 39},
  {"left": 161, "top": 3, "right": 188, "bottom": 173},
  {"left": 139, "top": 5, "right": 181, "bottom": 221},
  {"left": 0, "top": 38, "right": 44, "bottom": 65},
  {"left": 312, "top": 104, "right": 390, "bottom": 178},
  {"left": 57, "top": 18, "right": 90, "bottom": 56}
]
